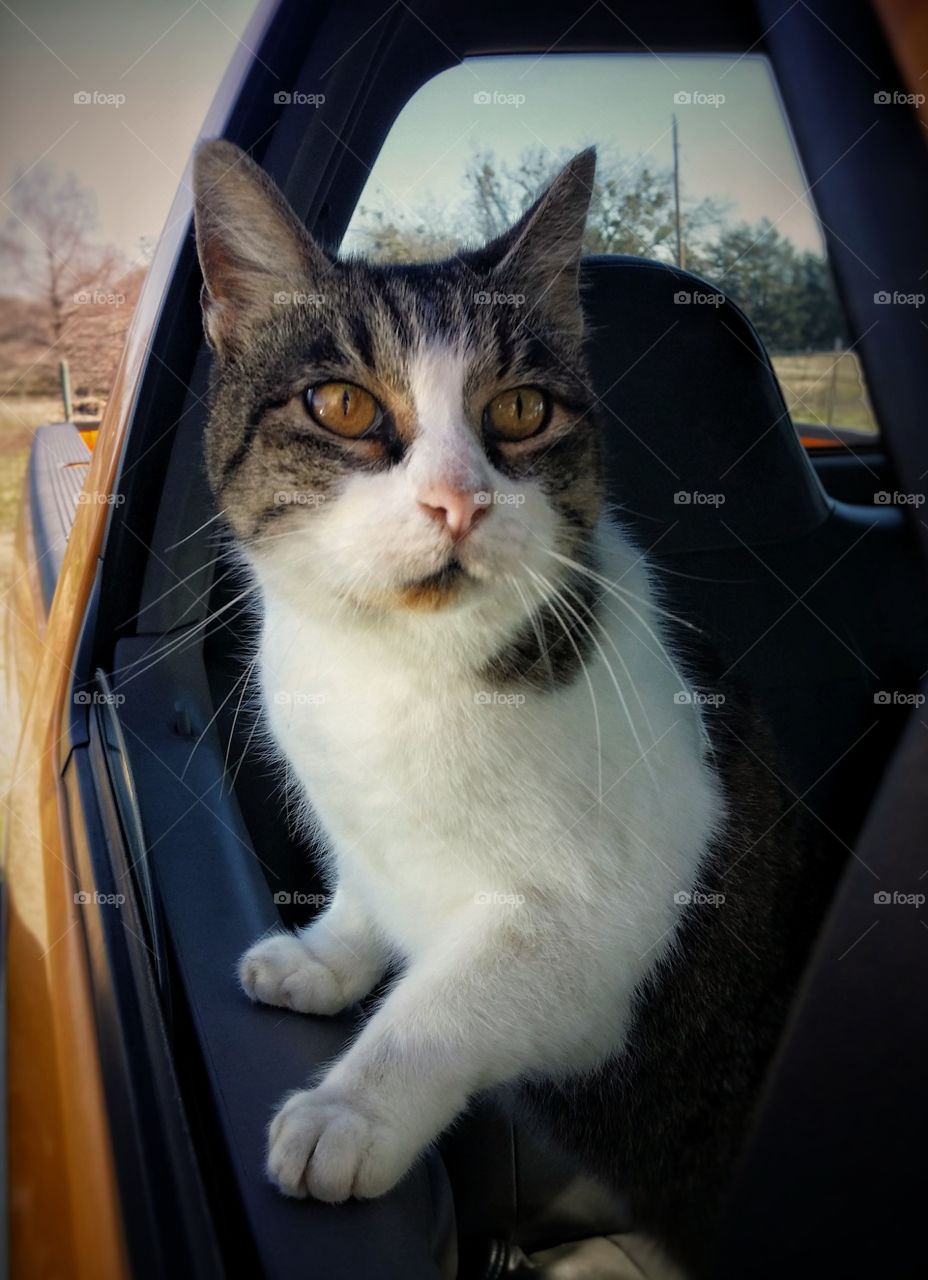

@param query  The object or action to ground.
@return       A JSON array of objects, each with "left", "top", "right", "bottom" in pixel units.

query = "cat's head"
[{"left": 193, "top": 139, "right": 602, "bottom": 630}]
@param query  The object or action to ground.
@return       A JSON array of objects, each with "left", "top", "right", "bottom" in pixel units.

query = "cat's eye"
[
  {"left": 307, "top": 382, "right": 381, "bottom": 438},
  {"left": 484, "top": 387, "right": 550, "bottom": 441}
]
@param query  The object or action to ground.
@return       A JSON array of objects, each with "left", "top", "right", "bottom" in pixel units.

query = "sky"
[
  {"left": 0, "top": 2, "right": 826, "bottom": 281},
  {"left": 344, "top": 54, "right": 825, "bottom": 256},
  {"left": 0, "top": 0, "right": 257, "bottom": 274}
]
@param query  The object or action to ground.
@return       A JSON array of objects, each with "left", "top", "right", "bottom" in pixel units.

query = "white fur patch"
[
  {"left": 243, "top": 342, "right": 723, "bottom": 1204},
  {"left": 405, "top": 342, "right": 488, "bottom": 494}
]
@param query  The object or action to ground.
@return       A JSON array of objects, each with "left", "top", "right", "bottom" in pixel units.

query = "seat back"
[
  {"left": 580, "top": 254, "right": 829, "bottom": 550},
  {"left": 580, "top": 255, "right": 927, "bottom": 848}
]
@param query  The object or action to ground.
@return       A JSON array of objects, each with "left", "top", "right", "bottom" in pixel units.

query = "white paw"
[
  {"left": 238, "top": 933, "right": 347, "bottom": 1015},
  {"left": 266, "top": 1087, "right": 418, "bottom": 1202}
]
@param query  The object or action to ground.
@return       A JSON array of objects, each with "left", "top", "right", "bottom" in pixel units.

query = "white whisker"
[
  {"left": 163, "top": 508, "right": 229, "bottom": 552},
  {"left": 523, "top": 564, "right": 604, "bottom": 805},
  {"left": 526, "top": 565, "right": 656, "bottom": 786}
]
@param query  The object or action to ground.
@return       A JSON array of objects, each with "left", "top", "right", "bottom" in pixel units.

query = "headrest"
[{"left": 579, "top": 255, "right": 829, "bottom": 552}]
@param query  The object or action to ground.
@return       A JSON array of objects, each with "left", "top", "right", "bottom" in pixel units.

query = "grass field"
[
  {"left": 0, "top": 393, "right": 64, "bottom": 441},
  {"left": 772, "top": 351, "right": 878, "bottom": 434}
]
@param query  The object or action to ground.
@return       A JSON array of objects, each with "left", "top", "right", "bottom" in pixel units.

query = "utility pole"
[
  {"left": 59, "top": 358, "right": 73, "bottom": 421},
  {"left": 672, "top": 114, "right": 685, "bottom": 269}
]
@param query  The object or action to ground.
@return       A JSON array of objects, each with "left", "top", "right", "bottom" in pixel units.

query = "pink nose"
[{"left": 418, "top": 483, "right": 488, "bottom": 539}]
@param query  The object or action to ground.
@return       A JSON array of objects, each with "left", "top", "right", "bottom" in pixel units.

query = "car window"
[{"left": 342, "top": 53, "right": 878, "bottom": 444}]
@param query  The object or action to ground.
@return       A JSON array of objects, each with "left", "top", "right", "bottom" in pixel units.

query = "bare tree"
[
  {"left": 349, "top": 146, "right": 730, "bottom": 266},
  {"left": 1, "top": 164, "right": 121, "bottom": 346},
  {"left": 463, "top": 147, "right": 730, "bottom": 261}
]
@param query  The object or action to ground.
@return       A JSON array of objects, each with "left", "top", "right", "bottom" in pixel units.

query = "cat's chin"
[
  {"left": 394, "top": 559, "right": 471, "bottom": 612},
  {"left": 333, "top": 558, "right": 490, "bottom": 615}
]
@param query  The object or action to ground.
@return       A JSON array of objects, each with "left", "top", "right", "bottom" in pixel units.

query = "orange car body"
[{"left": 4, "top": 298, "right": 158, "bottom": 1279}]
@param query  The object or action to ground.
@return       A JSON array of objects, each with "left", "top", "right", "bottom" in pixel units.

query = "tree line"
[{"left": 349, "top": 147, "right": 848, "bottom": 355}]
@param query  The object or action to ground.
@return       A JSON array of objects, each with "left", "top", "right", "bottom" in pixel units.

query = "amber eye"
[
  {"left": 484, "top": 387, "right": 549, "bottom": 441},
  {"left": 307, "top": 382, "right": 380, "bottom": 438}
]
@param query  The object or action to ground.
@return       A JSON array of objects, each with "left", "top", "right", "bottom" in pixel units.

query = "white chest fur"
[
  {"left": 243, "top": 517, "right": 726, "bottom": 1209},
  {"left": 257, "top": 520, "right": 722, "bottom": 1047}
]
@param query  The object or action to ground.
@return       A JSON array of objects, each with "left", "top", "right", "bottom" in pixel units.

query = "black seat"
[
  {"left": 579, "top": 254, "right": 926, "bottom": 849},
  {"left": 581, "top": 255, "right": 828, "bottom": 551}
]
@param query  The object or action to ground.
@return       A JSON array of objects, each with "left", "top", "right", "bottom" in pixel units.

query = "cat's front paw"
[
  {"left": 238, "top": 933, "right": 347, "bottom": 1015},
  {"left": 266, "top": 1087, "right": 417, "bottom": 1202}
]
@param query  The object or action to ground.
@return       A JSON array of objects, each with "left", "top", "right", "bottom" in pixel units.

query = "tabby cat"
[{"left": 193, "top": 139, "right": 826, "bottom": 1276}]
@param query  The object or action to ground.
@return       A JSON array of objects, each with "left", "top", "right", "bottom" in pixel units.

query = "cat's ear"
[
  {"left": 488, "top": 148, "right": 595, "bottom": 330},
  {"left": 193, "top": 140, "right": 330, "bottom": 355}
]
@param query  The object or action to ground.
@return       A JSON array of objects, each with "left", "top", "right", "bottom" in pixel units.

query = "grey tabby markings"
[{"left": 194, "top": 141, "right": 603, "bottom": 687}]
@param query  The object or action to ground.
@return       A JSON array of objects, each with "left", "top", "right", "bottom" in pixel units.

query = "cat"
[{"left": 192, "top": 138, "right": 829, "bottom": 1277}]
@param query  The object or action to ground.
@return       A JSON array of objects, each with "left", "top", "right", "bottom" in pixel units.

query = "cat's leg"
[
  {"left": 239, "top": 885, "right": 390, "bottom": 1015},
  {"left": 266, "top": 911, "right": 625, "bottom": 1202}
]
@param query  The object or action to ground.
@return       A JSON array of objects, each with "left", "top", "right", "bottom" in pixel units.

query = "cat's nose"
[{"left": 418, "top": 483, "right": 489, "bottom": 539}]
